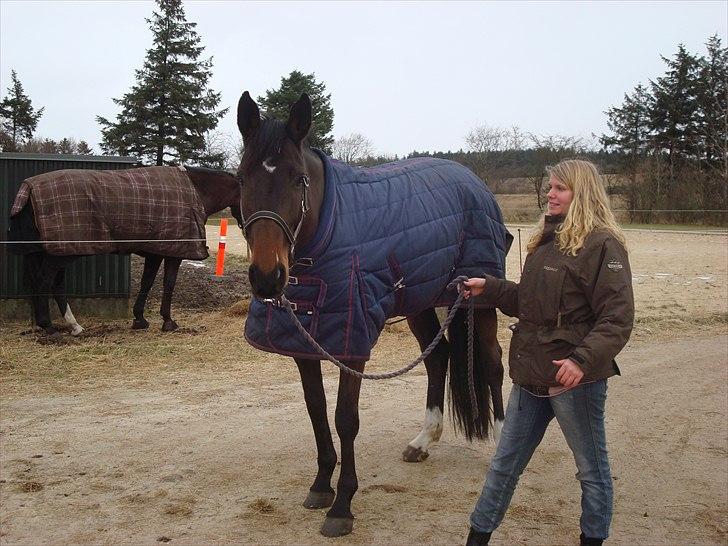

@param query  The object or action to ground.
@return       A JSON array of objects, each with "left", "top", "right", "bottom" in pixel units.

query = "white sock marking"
[
  {"left": 64, "top": 304, "right": 84, "bottom": 336},
  {"left": 408, "top": 407, "right": 443, "bottom": 452},
  {"left": 493, "top": 418, "right": 504, "bottom": 445}
]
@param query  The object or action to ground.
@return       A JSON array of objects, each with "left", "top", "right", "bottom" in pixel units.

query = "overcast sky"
[{"left": 0, "top": 1, "right": 725, "bottom": 158}]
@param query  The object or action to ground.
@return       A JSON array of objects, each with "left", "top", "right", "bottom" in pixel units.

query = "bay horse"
[
  {"left": 236, "top": 91, "right": 511, "bottom": 537},
  {"left": 8, "top": 165, "right": 242, "bottom": 335}
]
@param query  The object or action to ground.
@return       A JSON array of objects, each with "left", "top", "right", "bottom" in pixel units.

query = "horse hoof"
[
  {"left": 320, "top": 516, "right": 353, "bottom": 537},
  {"left": 402, "top": 445, "right": 429, "bottom": 463},
  {"left": 161, "top": 320, "right": 178, "bottom": 332},
  {"left": 131, "top": 318, "right": 149, "bottom": 330},
  {"left": 70, "top": 325, "right": 84, "bottom": 336},
  {"left": 42, "top": 326, "right": 59, "bottom": 336},
  {"left": 303, "top": 490, "right": 335, "bottom": 509}
]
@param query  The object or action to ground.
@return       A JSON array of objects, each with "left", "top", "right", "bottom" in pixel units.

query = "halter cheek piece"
[{"left": 235, "top": 174, "right": 310, "bottom": 259}]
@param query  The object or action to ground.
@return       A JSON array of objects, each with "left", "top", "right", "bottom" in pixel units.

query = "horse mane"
[{"left": 183, "top": 164, "right": 238, "bottom": 179}]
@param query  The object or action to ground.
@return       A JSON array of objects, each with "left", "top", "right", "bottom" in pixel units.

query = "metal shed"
[{"left": 1, "top": 153, "right": 140, "bottom": 321}]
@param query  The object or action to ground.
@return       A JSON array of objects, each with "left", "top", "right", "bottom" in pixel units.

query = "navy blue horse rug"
[{"left": 245, "top": 152, "right": 512, "bottom": 361}]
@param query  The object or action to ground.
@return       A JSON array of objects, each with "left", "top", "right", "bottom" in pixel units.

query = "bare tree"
[
  {"left": 332, "top": 133, "right": 375, "bottom": 164},
  {"left": 202, "top": 130, "right": 243, "bottom": 171},
  {"left": 465, "top": 123, "right": 526, "bottom": 182}
]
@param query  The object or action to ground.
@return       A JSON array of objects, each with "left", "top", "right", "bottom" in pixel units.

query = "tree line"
[
  {"left": 1, "top": 0, "right": 725, "bottom": 224},
  {"left": 599, "top": 36, "right": 726, "bottom": 224}
]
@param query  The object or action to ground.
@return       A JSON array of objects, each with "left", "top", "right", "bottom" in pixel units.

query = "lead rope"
[{"left": 278, "top": 275, "right": 479, "bottom": 417}]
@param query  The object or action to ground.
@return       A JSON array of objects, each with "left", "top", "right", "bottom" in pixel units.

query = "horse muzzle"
[{"left": 249, "top": 262, "right": 288, "bottom": 299}]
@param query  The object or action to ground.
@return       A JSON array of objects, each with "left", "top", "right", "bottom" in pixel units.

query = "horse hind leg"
[
  {"left": 132, "top": 254, "right": 163, "bottom": 329},
  {"left": 475, "top": 308, "right": 505, "bottom": 444},
  {"left": 52, "top": 267, "right": 83, "bottom": 335},
  {"left": 32, "top": 254, "right": 67, "bottom": 335},
  {"left": 160, "top": 257, "right": 182, "bottom": 332},
  {"left": 402, "top": 308, "right": 449, "bottom": 462}
]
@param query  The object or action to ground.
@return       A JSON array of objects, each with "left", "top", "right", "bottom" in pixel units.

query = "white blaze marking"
[
  {"left": 408, "top": 407, "right": 443, "bottom": 452},
  {"left": 262, "top": 158, "right": 276, "bottom": 173},
  {"left": 63, "top": 304, "right": 84, "bottom": 336}
]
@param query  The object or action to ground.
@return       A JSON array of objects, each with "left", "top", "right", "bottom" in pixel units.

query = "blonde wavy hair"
[{"left": 527, "top": 159, "right": 626, "bottom": 256}]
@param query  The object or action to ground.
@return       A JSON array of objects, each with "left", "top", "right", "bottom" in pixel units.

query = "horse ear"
[
  {"left": 237, "top": 91, "right": 260, "bottom": 141},
  {"left": 286, "top": 93, "right": 312, "bottom": 145}
]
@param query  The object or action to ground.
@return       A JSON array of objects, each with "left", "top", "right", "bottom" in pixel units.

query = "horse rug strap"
[
  {"left": 10, "top": 166, "right": 209, "bottom": 258},
  {"left": 244, "top": 150, "right": 512, "bottom": 361}
]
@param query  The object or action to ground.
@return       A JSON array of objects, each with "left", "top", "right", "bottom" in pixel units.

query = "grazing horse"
[
  {"left": 8, "top": 165, "right": 242, "bottom": 334},
  {"left": 236, "top": 91, "right": 512, "bottom": 537}
]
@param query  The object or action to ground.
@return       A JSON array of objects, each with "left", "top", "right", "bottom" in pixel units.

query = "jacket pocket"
[
  {"left": 536, "top": 323, "right": 591, "bottom": 346},
  {"left": 536, "top": 267, "right": 567, "bottom": 326}
]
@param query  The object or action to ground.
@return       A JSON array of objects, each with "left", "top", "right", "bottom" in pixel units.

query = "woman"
[{"left": 463, "top": 159, "right": 634, "bottom": 546}]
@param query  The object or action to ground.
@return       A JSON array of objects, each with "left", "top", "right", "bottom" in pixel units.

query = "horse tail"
[{"left": 447, "top": 306, "right": 491, "bottom": 441}]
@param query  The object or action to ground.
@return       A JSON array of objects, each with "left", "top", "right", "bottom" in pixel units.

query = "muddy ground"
[{"left": 1, "top": 227, "right": 726, "bottom": 545}]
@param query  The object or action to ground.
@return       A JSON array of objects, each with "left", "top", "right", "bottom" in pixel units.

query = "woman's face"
[{"left": 546, "top": 175, "right": 573, "bottom": 216}]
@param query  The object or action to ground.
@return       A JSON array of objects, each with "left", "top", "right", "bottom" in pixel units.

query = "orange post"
[{"left": 215, "top": 218, "right": 228, "bottom": 276}]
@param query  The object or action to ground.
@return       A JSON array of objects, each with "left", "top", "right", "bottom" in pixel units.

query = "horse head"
[{"left": 236, "top": 90, "right": 319, "bottom": 299}]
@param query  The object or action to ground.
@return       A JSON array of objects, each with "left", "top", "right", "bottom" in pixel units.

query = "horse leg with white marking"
[
  {"left": 132, "top": 254, "right": 163, "bottom": 330},
  {"left": 32, "top": 254, "right": 71, "bottom": 334},
  {"left": 403, "top": 308, "right": 449, "bottom": 462},
  {"left": 51, "top": 267, "right": 83, "bottom": 335},
  {"left": 475, "top": 308, "right": 505, "bottom": 444},
  {"left": 160, "top": 257, "right": 182, "bottom": 332},
  {"left": 296, "top": 358, "right": 337, "bottom": 510}
]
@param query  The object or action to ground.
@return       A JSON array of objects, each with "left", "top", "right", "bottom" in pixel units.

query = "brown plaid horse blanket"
[{"left": 10, "top": 166, "right": 209, "bottom": 259}]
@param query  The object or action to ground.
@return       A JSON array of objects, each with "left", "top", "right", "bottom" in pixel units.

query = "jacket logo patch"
[
  {"left": 543, "top": 266, "right": 558, "bottom": 272},
  {"left": 607, "top": 260, "right": 623, "bottom": 271}
]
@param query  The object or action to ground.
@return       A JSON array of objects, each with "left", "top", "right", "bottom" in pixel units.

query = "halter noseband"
[{"left": 235, "top": 174, "right": 310, "bottom": 259}]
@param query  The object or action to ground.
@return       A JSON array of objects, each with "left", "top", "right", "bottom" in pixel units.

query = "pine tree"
[
  {"left": 97, "top": 0, "right": 227, "bottom": 165},
  {"left": 77, "top": 140, "right": 94, "bottom": 155},
  {"left": 601, "top": 84, "right": 652, "bottom": 173},
  {"left": 696, "top": 35, "right": 727, "bottom": 170},
  {"left": 258, "top": 70, "right": 334, "bottom": 153},
  {"left": 648, "top": 44, "right": 702, "bottom": 172},
  {"left": 0, "top": 70, "right": 44, "bottom": 150}
]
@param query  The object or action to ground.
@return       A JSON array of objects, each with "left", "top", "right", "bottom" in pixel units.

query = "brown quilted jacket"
[{"left": 481, "top": 215, "right": 634, "bottom": 386}]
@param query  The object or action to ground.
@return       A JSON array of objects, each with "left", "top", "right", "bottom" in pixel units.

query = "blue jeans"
[{"left": 470, "top": 380, "right": 613, "bottom": 539}]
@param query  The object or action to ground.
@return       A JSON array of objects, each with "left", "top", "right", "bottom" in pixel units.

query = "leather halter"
[{"left": 235, "top": 174, "right": 311, "bottom": 259}]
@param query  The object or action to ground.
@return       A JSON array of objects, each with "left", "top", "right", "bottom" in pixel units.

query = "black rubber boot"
[
  {"left": 580, "top": 532, "right": 603, "bottom": 546},
  {"left": 466, "top": 527, "right": 491, "bottom": 546}
]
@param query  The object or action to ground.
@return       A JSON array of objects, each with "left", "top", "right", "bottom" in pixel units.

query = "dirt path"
[
  {"left": 1, "top": 332, "right": 726, "bottom": 545},
  {"left": 1, "top": 228, "right": 726, "bottom": 544}
]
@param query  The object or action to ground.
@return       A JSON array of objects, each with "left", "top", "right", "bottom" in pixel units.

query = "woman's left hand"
[{"left": 552, "top": 358, "right": 584, "bottom": 387}]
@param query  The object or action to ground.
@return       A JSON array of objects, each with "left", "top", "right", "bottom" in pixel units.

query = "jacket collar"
[{"left": 539, "top": 214, "right": 564, "bottom": 246}]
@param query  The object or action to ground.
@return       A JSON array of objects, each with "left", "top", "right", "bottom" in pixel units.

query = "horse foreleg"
[
  {"left": 34, "top": 255, "right": 67, "bottom": 334},
  {"left": 403, "top": 308, "right": 449, "bottom": 462},
  {"left": 23, "top": 253, "right": 44, "bottom": 331},
  {"left": 295, "top": 358, "right": 337, "bottom": 510},
  {"left": 475, "top": 308, "right": 505, "bottom": 444},
  {"left": 52, "top": 267, "right": 83, "bottom": 335},
  {"left": 132, "top": 255, "right": 163, "bottom": 329},
  {"left": 321, "top": 361, "right": 364, "bottom": 538},
  {"left": 160, "top": 257, "right": 182, "bottom": 331}
]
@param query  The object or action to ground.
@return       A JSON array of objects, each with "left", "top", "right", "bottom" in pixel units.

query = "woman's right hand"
[{"left": 461, "top": 277, "right": 486, "bottom": 298}]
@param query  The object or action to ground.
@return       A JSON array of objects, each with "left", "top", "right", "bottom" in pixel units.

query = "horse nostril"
[{"left": 277, "top": 264, "right": 287, "bottom": 285}]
